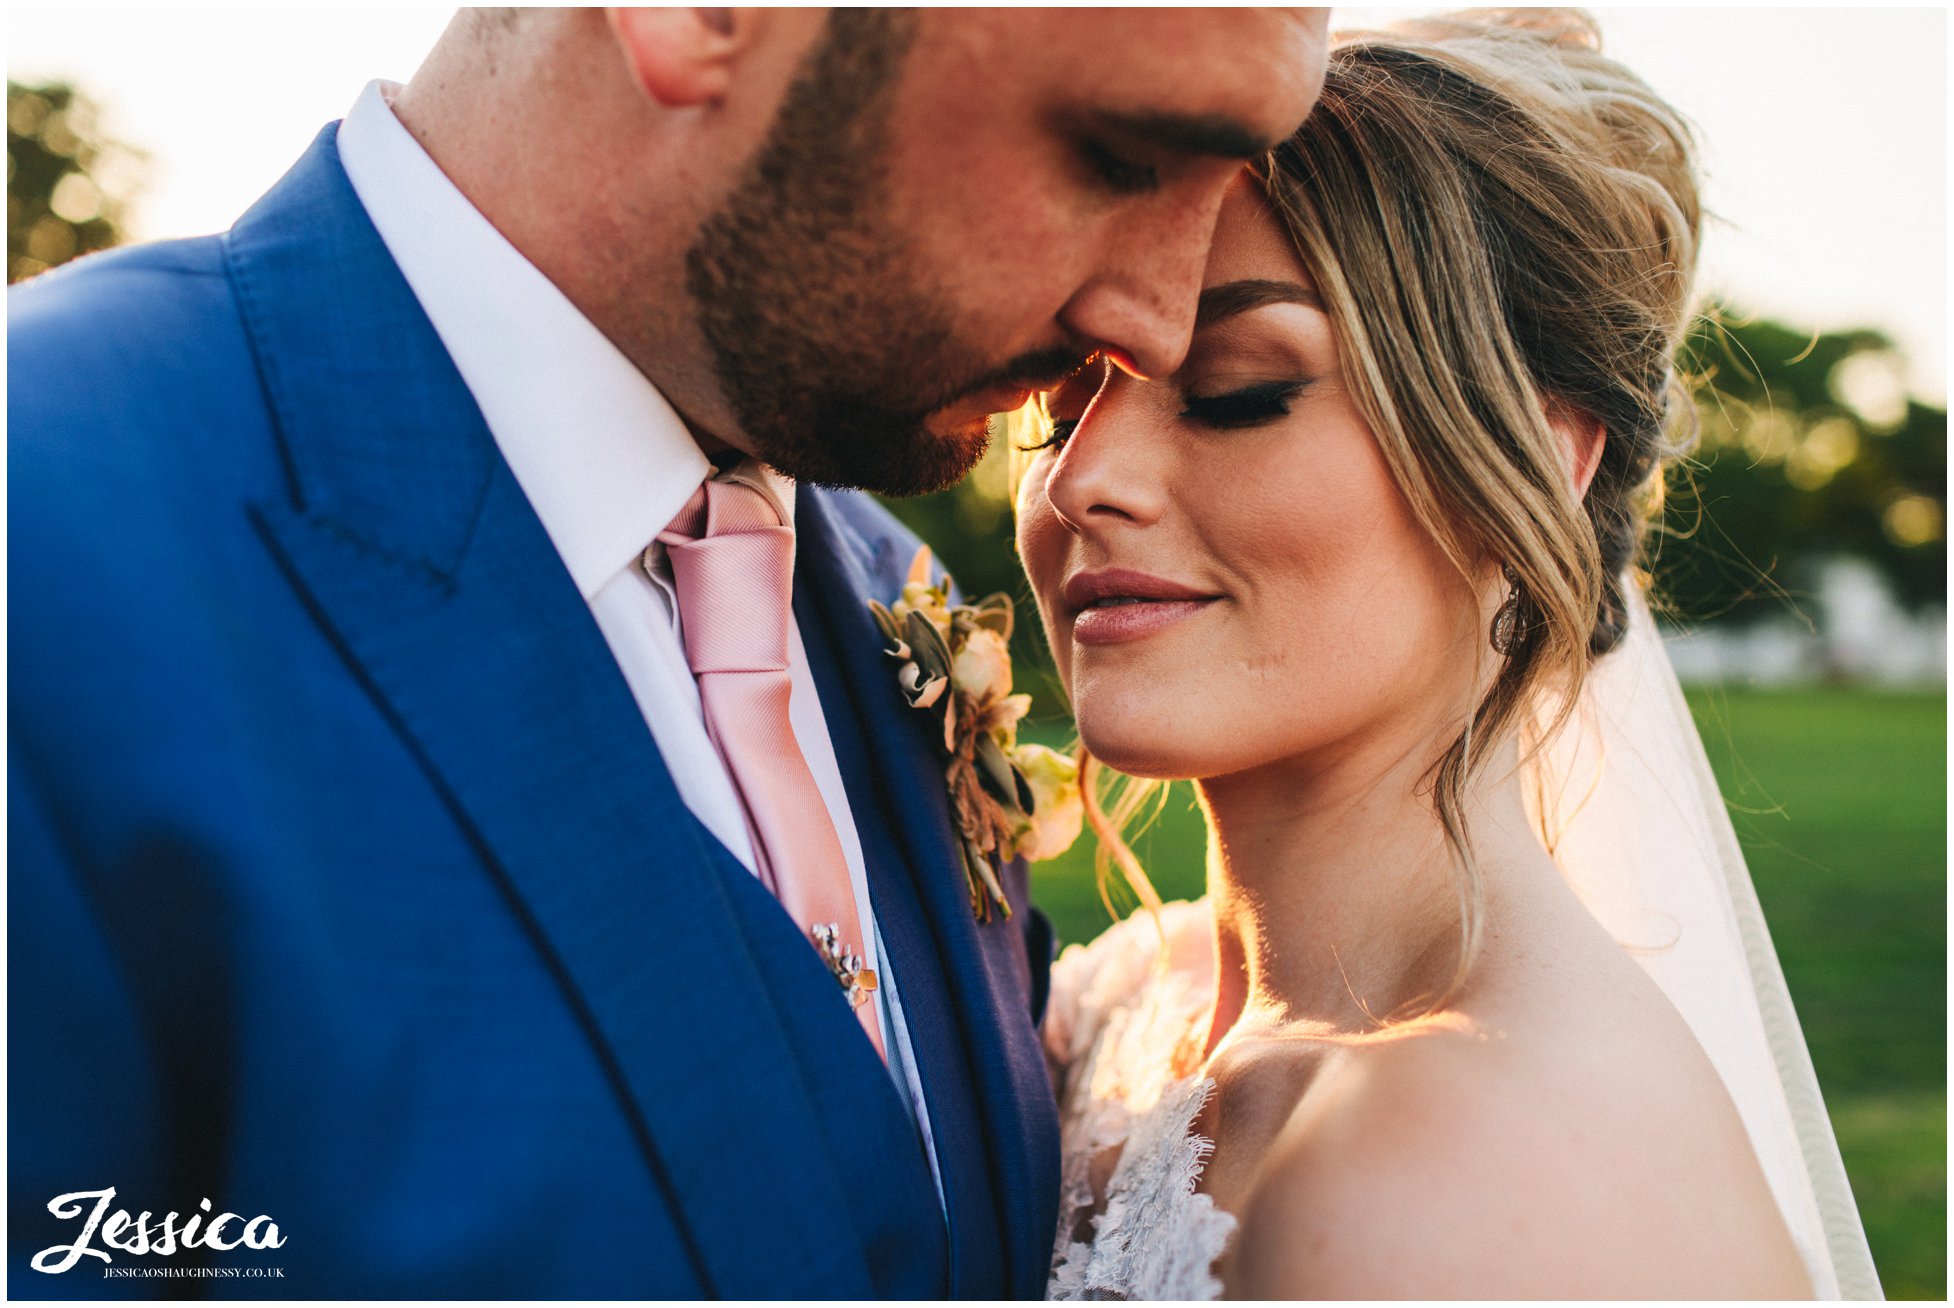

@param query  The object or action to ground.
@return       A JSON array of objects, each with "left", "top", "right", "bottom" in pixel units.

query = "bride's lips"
[{"left": 1062, "top": 569, "right": 1222, "bottom": 646}]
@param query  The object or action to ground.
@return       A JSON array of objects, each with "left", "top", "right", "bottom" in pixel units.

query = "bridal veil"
[{"left": 1525, "top": 588, "right": 1883, "bottom": 1299}]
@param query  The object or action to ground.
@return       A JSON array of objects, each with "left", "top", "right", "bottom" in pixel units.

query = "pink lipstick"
[{"left": 1062, "top": 569, "right": 1221, "bottom": 646}]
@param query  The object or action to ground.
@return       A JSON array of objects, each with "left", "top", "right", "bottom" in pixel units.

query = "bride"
[{"left": 1016, "top": 11, "right": 1879, "bottom": 1300}]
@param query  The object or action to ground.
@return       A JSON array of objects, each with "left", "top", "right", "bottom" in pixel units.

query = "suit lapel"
[
  {"left": 227, "top": 126, "right": 880, "bottom": 1296},
  {"left": 795, "top": 490, "right": 1062, "bottom": 1299}
]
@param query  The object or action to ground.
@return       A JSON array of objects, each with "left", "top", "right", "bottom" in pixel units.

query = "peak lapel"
[
  {"left": 794, "top": 489, "right": 1062, "bottom": 1298},
  {"left": 227, "top": 126, "right": 876, "bottom": 1295}
]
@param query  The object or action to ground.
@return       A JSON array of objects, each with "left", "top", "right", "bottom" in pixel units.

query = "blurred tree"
[
  {"left": 8, "top": 80, "right": 144, "bottom": 284},
  {"left": 1663, "top": 313, "right": 1947, "bottom": 625}
]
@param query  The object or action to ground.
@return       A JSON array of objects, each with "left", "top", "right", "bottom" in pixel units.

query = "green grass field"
[
  {"left": 1692, "top": 689, "right": 1944, "bottom": 1300},
  {"left": 1022, "top": 688, "right": 1945, "bottom": 1298}
]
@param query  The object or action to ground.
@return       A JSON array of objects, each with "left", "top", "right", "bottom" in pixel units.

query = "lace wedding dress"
[{"left": 1045, "top": 900, "right": 1234, "bottom": 1301}]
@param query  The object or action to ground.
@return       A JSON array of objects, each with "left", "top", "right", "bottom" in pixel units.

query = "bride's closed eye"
[
  {"left": 1016, "top": 418, "right": 1080, "bottom": 453},
  {"left": 1016, "top": 376, "right": 1314, "bottom": 453},
  {"left": 1179, "top": 378, "right": 1312, "bottom": 429}
]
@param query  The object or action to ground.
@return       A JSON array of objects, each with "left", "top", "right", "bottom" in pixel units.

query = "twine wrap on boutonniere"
[{"left": 870, "top": 548, "right": 1084, "bottom": 923}]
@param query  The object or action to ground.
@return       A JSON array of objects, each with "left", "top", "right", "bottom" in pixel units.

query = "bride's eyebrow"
[{"left": 1194, "top": 279, "right": 1320, "bottom": 330}]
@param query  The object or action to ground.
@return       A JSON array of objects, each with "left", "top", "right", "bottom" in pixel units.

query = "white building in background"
[{"left": 1662, "top": 555, "right": 1946, "bottom": 688}]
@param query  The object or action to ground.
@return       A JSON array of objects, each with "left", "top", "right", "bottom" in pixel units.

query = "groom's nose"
[{"left": 1054, "top": 190, "right": 1222, "bottom": 381}]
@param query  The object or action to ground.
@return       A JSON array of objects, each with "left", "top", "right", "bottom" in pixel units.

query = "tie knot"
[
  {"left": 659, "top": 473, "right": 786, "bottom": 542},
  {"left": 656, "top": 475, "right": 796, "bottom": 676}
]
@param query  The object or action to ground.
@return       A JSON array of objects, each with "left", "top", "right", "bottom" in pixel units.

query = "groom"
[{"left": 10, "top": 9, "right": 1326, "bottom": 1298}]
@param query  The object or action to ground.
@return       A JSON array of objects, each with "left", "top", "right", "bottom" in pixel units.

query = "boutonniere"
[{"left": 869, "top": 548, "right": 1084, "bottom": 923}]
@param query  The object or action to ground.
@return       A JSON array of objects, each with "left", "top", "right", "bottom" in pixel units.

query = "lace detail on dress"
[{"left": 1045, "top": 901, "right": 1236, "bottom": 1301}]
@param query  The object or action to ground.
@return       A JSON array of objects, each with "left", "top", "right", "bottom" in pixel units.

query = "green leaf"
[
  {"left": 905, "top": 609, "right": 953, "bottom": 680},
  {"left": 1010, "top": 762, "right": 1036, "bottom": 815},
  {"left": 973, "top": 733, "right": 1027, "bottom": 817}
]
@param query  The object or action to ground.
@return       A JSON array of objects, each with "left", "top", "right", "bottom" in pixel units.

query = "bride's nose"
[{"left": 1041, "top": 381, "right": 1172, "bottom": 533}]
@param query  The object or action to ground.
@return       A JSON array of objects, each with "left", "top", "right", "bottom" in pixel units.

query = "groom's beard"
[{"left": 683, "top": 11, "right": 1088, "bottom": 498}]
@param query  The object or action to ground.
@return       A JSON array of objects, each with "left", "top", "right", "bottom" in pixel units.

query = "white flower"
[
  {"left": 874, "top": 546, "right": 1084, "bottom": 915},
  {"left": 987, "top": 693, "right": 1033, "bottom": 737},
  {"left": 952, "top": 626, "right": 1012, "bottom": 705},
  {"left": 1009, "top": 742, "right": 1083, "bottom": 863}
]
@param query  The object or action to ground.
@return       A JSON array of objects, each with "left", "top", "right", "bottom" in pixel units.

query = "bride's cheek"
[{"left": 1016, "top": 486, "right": 1062, "bottom": 594}]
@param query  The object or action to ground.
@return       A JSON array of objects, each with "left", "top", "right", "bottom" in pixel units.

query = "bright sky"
[{"left": 9, "top": 7, "right": 1947, "bottom": 401}]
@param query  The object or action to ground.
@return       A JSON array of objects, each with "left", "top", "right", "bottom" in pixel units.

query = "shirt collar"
[{"left": 335, "top": 79, "right": 795, "bottom": 601}]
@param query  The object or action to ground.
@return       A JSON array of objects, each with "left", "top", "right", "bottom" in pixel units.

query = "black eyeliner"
[{"left": 1178, "top": 378, "right": 1311, "bottom": 427}]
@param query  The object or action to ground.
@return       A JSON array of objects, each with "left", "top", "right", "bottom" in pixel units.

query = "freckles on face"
[
  {"left": 879, "top": 56, "right": 1076, "bottom": 341},
  {"left": 1202, "top": 379, "right": 1458, "bottom": 716},
  {"left": 878, "top": 8, "right": 1330, "bottom": 372},
  {"left": 1016, "top": 186, "right": 1482, "bottom": 783}
]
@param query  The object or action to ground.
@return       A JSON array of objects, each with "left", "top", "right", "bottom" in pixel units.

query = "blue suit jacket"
[{"left": 9, "top": 125, "right": 1059, "bottom": 1299}]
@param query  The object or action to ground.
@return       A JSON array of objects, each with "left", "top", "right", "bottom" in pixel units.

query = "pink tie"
[{"left": 656, "top": 473, "right": 885, "bottom": 1060}]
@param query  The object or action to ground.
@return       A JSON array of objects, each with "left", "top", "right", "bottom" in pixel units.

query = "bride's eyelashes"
[
  {"left": 1018, "top": 356, "right": 1111, "bottom": 452},
  {"left": 1016, "top": 377, "right": 1311, "bottom": 452},
  {"left": 1016, "top": 419, "right": 1079, "bottom": 453},
  {"left": 1178, "top": 378, "right": 1312, "bottom": 429}
]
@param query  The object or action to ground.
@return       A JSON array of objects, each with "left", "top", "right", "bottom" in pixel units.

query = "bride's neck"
[{"left": 1198, "top": 730, "right": 1532, "bottom": 1053}]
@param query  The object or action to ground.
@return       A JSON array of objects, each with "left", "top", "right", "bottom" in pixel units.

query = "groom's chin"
[
  {"left": 778, "top": 414, "right": 992, "bottom": 497},
  {"left": 863, "top": 417, "right": 993, "bottom": 497}
]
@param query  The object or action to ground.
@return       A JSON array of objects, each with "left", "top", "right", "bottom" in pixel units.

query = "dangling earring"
[{"left": 1490, "top": 564, "right": 1523, "bottom": 655}]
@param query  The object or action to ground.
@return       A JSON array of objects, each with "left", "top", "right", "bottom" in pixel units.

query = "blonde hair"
[{"left": 1071, "top": 10, "right": 1704, "bottom": 1006}]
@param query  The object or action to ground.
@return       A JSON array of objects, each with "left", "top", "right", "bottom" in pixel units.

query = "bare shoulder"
[{"left": 1224, "top": 950, "right": 1813, "bottom": 1299}]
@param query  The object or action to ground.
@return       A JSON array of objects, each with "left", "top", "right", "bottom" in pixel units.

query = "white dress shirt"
[{"left": 336, "top": 80, "right": 942, "bottom": 1202}]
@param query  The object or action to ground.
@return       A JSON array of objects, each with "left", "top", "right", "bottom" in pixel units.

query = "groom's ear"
[{"left": 606, "top": 8, "right": 756, "bottom": 109}]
